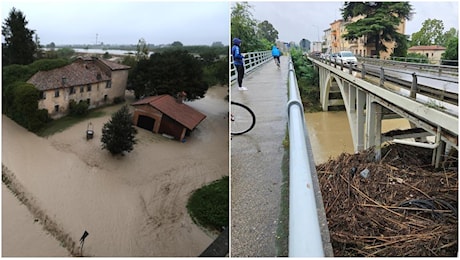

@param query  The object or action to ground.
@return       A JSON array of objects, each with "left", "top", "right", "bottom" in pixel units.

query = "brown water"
[
  {"left": 2, "top": 86, "right": 229, "bottom": 257},
  {"left": 305, "top": 111, "right": 411, "bottom": 164}
]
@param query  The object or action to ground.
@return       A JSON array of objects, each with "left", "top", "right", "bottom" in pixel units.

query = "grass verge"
[
  {"left": 36, "top": 108, "right": 107, "bottom": 137},
  {"left": 187, "top": 176, "right": 229, "bottom": 232},
  {"left": 276, "top": 126, "right": 290, "bottom": 256}
]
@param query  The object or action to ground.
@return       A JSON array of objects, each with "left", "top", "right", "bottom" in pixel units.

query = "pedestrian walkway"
[{"left": 231, "top": 55, "right": 289, "bottom": 256}]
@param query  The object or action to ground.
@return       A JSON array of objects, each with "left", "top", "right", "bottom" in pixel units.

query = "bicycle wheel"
[{"left": 231, "top": 101, "right": 256, "bottom": 135}]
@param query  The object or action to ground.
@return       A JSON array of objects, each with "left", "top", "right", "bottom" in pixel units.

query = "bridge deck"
[{"left": 231, "top": 56, "right": 289, "bottom": 256}]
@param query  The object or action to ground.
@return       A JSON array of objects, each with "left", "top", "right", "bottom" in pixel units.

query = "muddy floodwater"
[
  {"left": 2, "top": 86, "right": 229, "bottom": 257},
  {"left": 305, "top": 111, "right": 411, "bottom": 164}
]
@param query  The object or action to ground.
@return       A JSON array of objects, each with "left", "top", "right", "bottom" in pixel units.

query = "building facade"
[
  {"left": 27, "top": 57, "right": 130, "bottom": 119},
  {"left": 407, "top": 45, "right": 447, "bottom": 64},
  {"left": 327, "top": 16, "right": 406, "bottom": 59}
]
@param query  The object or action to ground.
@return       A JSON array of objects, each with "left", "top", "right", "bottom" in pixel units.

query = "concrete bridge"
[
  {"left": 311, "top": 57, "right": 458, "bottom": 167},
  {"left": 230, "top": 51, "right": 458, "bottom": 257}
]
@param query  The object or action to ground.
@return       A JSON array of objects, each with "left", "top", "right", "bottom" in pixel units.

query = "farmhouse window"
[
  {"left": 87, "top": 84, "right": 92, "bottom": 92},
  {"left": 55, "top": 89, "right": 60, "bottom": 97}
]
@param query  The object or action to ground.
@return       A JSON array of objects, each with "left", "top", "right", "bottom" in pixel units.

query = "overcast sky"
[
  {"left": 1, "top": 1, "right": 230, "bottom": 46},
  {"left": 248, "top": 1, "right": 459, "bottom": 43},
  {"left": 1, "top": 1, "right": 458, "bottom": 46}
]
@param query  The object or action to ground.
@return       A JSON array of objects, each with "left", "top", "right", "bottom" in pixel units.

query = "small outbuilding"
[{"left": 131, "top": 94, "right": 206, "bottom": 141}]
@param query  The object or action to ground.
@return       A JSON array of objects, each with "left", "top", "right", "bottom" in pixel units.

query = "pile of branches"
[{"left": 317, "top": 144, "right": 458, "bottom": 257}]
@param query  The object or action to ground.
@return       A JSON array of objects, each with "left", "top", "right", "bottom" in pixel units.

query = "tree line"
[{"left": 231, "top": 2, "right": 279, "bottom": 52}]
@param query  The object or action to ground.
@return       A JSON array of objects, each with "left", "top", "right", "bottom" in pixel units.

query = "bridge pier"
[
  {"left": 315, "top": 61, "right": 457, "bottom": 166},
  {"left": 366, "top": 95, "right": 383, "bottom": 160}
]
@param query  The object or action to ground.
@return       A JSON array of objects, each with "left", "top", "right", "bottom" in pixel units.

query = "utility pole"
[{"left": 96, "top": 33, "right": 98, "bottom": 45}]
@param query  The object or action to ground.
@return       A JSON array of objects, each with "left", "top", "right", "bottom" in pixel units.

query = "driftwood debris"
[{"left": 317, "top": 144, "right": 458, "bottom": 257}]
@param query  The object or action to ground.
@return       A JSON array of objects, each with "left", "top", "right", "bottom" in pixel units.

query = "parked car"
[
  {"left": 310, "top": 51, "right": 321, "bottom": 58},
  {"left": 336, "top": 51, "right": 358, "bottom": 66}
]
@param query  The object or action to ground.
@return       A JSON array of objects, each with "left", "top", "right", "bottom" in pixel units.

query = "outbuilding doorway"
[{"left": 137, "top": 115, "right": 155, "bottom": 131}]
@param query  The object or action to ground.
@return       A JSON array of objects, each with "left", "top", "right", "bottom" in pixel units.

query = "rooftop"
[{"left": 132, "top": 94, "right": 206, "bottom": 130}]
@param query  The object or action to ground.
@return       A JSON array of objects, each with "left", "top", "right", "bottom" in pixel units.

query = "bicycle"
[{"left": 230, "top": 101, "right": 256, "bottom": 135}]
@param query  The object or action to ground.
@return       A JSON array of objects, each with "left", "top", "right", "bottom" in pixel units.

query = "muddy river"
[{"left": 305, "top": 111, "right": 411, "bottom": 164}]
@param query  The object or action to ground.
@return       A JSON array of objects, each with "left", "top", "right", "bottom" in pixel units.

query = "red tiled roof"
[
  {"left": 132, "top": 95, "right": 206, "bottom": 130},
  {"left": 27, "top": 61, "right": 111, "bottom": 91},
  {"left": 408, "top": 45, "right": 446, "bottom": 51},
  {"left": 97, "top": 58, "right": 131, "bottom": 70}
]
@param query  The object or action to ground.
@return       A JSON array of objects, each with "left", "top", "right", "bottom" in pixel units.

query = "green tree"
[
  {"left": 7, "top": 82, "right": 47, "bottom": 131},
  {"left": 101, "top": 105, "right": 137, "bottom": 155},
  {"left": 203, "top": 56, "right": 229, "bottom": 86},
  {"left": 55, "top": 47, "right": 75, "bottom": 59},
  {"left": 171, "top": 41, "right": 183, "bottom": 47},
  {"left": 341, "top": 2, "right": 412, "bottom": 57},
  {"left": 411, "top": 19, "right": 444, "bottom": 46},
  {"left": 47, "top": 42, "right": 56, "bottom": 50},
  {"left": 392, "top": 33, "right": 409, "bottom": 58},
  {"left": 211, "top": 41, "right": 224, "bottom": 47},
  {"left": 2, "top": 7, "right": 37, "bottom": 65},
  {"left": 136, "top": 38, "right": 149, "bottom": 60},
  {"left": 231, "top": 2, "right": 259, "bottom": 51},
  {"left": 257, "top": 20, "right": 279, "bottom": 43},
  {"left": 129, "top": 50, "right": 208, "bottom": 100},
  {"left": 441, "top": 28, "right": 458, "bottom": 47},
  {"left": 441, "top": 36, "right": 458, "bottom": 65}
]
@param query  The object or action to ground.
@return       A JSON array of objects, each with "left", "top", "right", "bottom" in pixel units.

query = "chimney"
[
  {"left": 62, "top": 77, "right": 67, "bottom": 86},
  {"left": 176, "top": 91, "right": 187, "bottom": 104}
]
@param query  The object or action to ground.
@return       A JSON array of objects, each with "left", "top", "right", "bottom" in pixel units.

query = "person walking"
[
  {"left": 271, "top": 45, "right": 281, "bottom": 67},
  {"left": 232, "top": 38, "right": 247, "bottom": 91}
]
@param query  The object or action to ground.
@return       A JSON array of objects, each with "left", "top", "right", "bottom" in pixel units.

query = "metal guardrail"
[
  {"left": 230, "top": 50, "right": 272, "bottom": 82},
  {"left": 364, "top": 57, "right": 458, "bottom": 76},
  {"left": 313, "top": 55, "right": 459, "bottom": 105},
  {"left": 286, "top": 59, "right": 325, "bottom": 257}
]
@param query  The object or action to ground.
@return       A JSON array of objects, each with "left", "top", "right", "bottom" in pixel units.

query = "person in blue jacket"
[
  {"left": 272, "top": 45, "right": 281, "bottom": 66},
  {"left": 232, "top": 38, "right": 247, "bottom": 91}
]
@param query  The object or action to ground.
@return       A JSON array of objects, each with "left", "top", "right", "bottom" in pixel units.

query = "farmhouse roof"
[
  {"left": 97, "top": 58, "right": 131, "bottom": 70},
  {"left": 27, "top": 57, "right": 130, "bottom": 91},
  {"left": 27, "top": 61, "right": 111, "bottom": 91},
  {"left": 132, "top": 95, "right": 206, "bottom": 130},
  {"left": 408, "top": 45, "right": 446, "bottom": 51}
]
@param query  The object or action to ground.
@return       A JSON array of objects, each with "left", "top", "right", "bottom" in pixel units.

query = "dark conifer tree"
[
  {"left": 101, "top": 105, "right": 137, "bottom": 155},
  {"left": 2, "top": 8, "right": 37, "bottom": 65}
]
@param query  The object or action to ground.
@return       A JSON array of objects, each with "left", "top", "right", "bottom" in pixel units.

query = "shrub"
[{"left": 68, "top": 100, "right": 89, "bottom": 116}]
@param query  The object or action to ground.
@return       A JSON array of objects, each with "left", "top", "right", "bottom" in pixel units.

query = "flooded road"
[{"left": 305, "top": 111, "right": 411, "bottom": 164}]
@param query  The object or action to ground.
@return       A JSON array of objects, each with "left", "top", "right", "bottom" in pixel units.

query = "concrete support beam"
[
  {"left": 366, "top": 95, "right": 382, "bottom": 160},
  {"left": 356, "top": 89, "right": 366, "bottom": 152}
]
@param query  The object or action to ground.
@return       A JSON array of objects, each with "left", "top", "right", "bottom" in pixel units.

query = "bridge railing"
[
  {"left": 230, "top": 50, "right": 272, "bottom": 82},
  {"left": 313, "top": 55, "right": 459, "bottom": 106},
  {"left": 286, "top": 58, "right": 329, "bottom": 257},
  {"left": 358, "top": 57, "right": 459, "bottom": 77}
]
